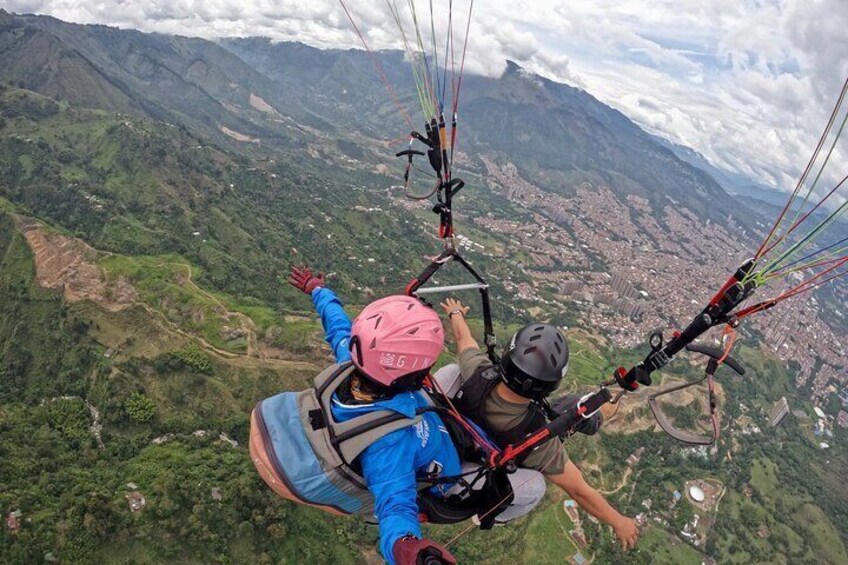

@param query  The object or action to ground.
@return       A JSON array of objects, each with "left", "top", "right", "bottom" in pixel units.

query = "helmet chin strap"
[{"left": 348, "top": 335, "right": 363, "bottom": 366}]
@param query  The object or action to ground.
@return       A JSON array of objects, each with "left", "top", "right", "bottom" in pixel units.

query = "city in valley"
[{"left": 393, "top": 154, "right": 847, "bottom": 427}]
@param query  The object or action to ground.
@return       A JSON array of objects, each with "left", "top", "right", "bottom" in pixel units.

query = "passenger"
[{"left": 288, "top": 266, "right": 458, "bottom": 564}]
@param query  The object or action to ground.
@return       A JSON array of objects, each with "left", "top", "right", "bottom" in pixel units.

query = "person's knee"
[{"left": 493, "top": 470, "right": 546, "bottom": 524}]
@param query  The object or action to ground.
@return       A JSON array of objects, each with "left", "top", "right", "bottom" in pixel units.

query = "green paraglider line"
[
  {"left": 757, "top": 197, "right": 848, "bottom": 281},
  {"left": 762, "top": 109, "right": 848, "bottom": 262},
  {"left": 441, "top": 0, "right": 454, "bottom": 109},
  {"left": 766, "top": 235, "right": 848, "bottom": 276},
  {"left": 428, "top": 0, "right": 442, "bottom": 111},
  {"left": 448, "top": 0, "right": 474, "bottom": 178},
  {"left": 337, "top": 0, "right": 416, "bottom": 130},
  {"left": 406, "top": 0, "right": 439, "bottom": 115},
  {"left": 387, "top": 0, "right": 435, "bottom": 118},
  {"left": 737, "top": 258, "right": 848, "bottom": 320},
  {"left": 755, "top": 173, "right": 848, "bottom": 281},
  {"left": 764, "top": 254, "right": 848, "bottom": 282}
]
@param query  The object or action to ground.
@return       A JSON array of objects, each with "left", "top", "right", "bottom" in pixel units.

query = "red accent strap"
[
  {"left": 754, "top": 76, "right": 848, "bottom": 260},
  {"left": 405, "top": 278, "right": 420, "bottom": 296},
  {"left": 425, "top": 375, "right": 498, "bottom": 455},
  {"left": 735, "top": 257, "right": 848, "bottom": 321},
  {"left": 717, "top": 326, "right": 737, "bottom": 365},
  {"left": 491, "top": 428, "right": 553, "bottom": 468},
  {"left": 708, "top": 275, "right": 738, "bottom": 307},
  {"left": 759, "top": 174, "right": 848, "bottom": 258},
  {"left": 615, "top": 367, "right": 638, "bottom": 391}
]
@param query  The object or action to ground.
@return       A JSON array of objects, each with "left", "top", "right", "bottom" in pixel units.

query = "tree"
[{"left": 124, "top": 392, "right": 157, "bottom": 423}]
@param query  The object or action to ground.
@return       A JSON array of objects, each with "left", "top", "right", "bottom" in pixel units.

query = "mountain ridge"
[
  {"left": 219, "top": 36, "right": 758, "bottom": 228},
  {"left": 1, "top": 11, "right": 760, "bottom": 232}
]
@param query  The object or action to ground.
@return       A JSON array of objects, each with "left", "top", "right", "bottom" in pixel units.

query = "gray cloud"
[{"left": 5, "top": 0, "right": 847, "bottom": 197}]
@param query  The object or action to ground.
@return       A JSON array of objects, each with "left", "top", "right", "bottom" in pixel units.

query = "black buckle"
[{"left": 308, "top": 409, "right": 326, "bottom": 431}]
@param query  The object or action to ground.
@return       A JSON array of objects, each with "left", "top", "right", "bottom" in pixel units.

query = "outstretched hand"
[
  {"left": 440, "top": 297, "right": 470, "bottom": 319},
  {"left": 613, "top": 516, "right": 639, "bottom": 550},
  {"left": 288, "top": 265, "right": 325, "bottom": 295}
]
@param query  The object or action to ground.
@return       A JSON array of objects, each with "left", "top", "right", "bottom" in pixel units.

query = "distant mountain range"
[
  {"left": 1, "top": 9, "right": 770, "bottom": 231},
  {"left": 650, "top": 134, "right": 787, "bottom": 204},
  {"left": 222, "top": 37, "right": 757, "bottom": 227},
  {"left": 0, "top": 10, "right": 327, "bottom": 149}
]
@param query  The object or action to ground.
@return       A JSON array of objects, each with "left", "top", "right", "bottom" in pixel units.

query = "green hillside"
[
  {"left": 0, "top": 85, "right": 527, "bottom": 562},
  {"left": 0, "top": 16, "right": 846, "bottom": 565}
]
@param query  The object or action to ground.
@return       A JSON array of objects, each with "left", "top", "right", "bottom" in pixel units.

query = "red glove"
[
  {"left": 287, "top": 265, "right": 325, "bottom": 295},
  {"left": 393, "top": 536, "right": 457, "bottom": 565}
]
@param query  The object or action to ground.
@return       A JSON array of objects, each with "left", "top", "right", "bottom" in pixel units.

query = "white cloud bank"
[{"left": 6, "top": 0, "right": 848, "bottom": 195}]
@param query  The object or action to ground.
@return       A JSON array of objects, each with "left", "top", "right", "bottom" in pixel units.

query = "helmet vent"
[
  {"left": 535, "top": 326, "right": 545, "bottom": 331},
  {"left": 528, "top": 335, "right": 541, "bottom": 342},
  {"left": 554, "top": 342, "right": 562, "bottom": 354},
  {"left": 407, "top": 327, "right": 419, "bottom": 335},
  {"left": 556, "top": 333, "right": 563, "bottom": 343},
  {"left": 369, "top": 338, "right": 377, "bottom": 349},
  {"left": 550, "top": 353, "right": 557, "bottom": 367},
  {"left": 407, "top": 303, "right": 415, "bottom": 310},
  {"left": 373, "top": 316, "right": 382, "bottom": 329},
  {"left": 523, "top": 346, "right": 537, "bottom": 355}
]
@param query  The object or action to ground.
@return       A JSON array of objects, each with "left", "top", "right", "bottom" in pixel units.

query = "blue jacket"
[{"left": 312, "top": 288, "right": 462, "bottom": 564}]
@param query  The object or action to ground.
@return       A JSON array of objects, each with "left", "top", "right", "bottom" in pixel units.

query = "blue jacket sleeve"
[
  {"left": 360, "top": 430, "right": 421, "bottom": 564},
  {"left": 311, "top": 287, "right": 352, "bottom": 363}
]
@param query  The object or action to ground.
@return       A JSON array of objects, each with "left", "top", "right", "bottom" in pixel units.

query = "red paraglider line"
[{"left": 338, "top": 0, "right": 416, "bottom": 131}]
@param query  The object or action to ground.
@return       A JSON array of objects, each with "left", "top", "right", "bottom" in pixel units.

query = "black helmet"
[{"left": 501, "top": 323, "right": 569, "bottom": 401}]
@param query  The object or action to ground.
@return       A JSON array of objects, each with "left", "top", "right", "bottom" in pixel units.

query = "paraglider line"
[
  {"left": 338, "top": 0, "right": 415, "bottom": 130},
  {"left": 754, "top": 75, "right": 848, "bottom": 261}
]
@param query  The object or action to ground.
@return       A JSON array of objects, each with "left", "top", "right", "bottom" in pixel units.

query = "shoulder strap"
[
  {"left": 454, "top": 364, "right": 501, "bottom": 427},
  {"left": 455, "top": 365, "right": 549, "bottom": 459}
]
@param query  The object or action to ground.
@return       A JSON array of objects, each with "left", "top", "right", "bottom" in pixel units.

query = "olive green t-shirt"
[{"left": 457, "top": 347, "right": 568, "bottom": 475}]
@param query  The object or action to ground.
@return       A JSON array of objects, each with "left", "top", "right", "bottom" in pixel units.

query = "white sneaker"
[{"left": 471, "top": 514, "right": 506, "bottom": 527}]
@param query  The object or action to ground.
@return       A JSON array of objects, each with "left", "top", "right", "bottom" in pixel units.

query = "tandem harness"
[
  {"left": 250, "top": 362, "right": 617, "bottom": 528},
  {"left": 250, "top": 362, "right": 514, "bottom": 526}
]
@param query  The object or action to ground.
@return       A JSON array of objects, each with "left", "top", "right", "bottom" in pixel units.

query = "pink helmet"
[{"left": 349, "top": 295, "right": 444, "bottom": 389}]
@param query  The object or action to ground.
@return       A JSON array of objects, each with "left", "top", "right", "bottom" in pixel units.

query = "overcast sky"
[{"left": 6, "top": 0, "right": 848, "bottom": 196}]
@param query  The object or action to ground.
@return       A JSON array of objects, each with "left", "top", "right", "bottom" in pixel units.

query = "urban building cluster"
[{"left": 464, "top": 161, "right": 846, "bottom": 420}]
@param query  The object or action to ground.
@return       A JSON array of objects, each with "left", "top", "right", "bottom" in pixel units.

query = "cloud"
[{"left": 5, "top": 0, "right": 847, "bottom": 197}]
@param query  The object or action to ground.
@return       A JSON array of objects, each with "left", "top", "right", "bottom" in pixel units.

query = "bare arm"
[
  {"left": 440, "top": 298, "right": 479, "bottom": 352},
  {"left": 548, "top": 461, "right": 639, "bottom": 549}
]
